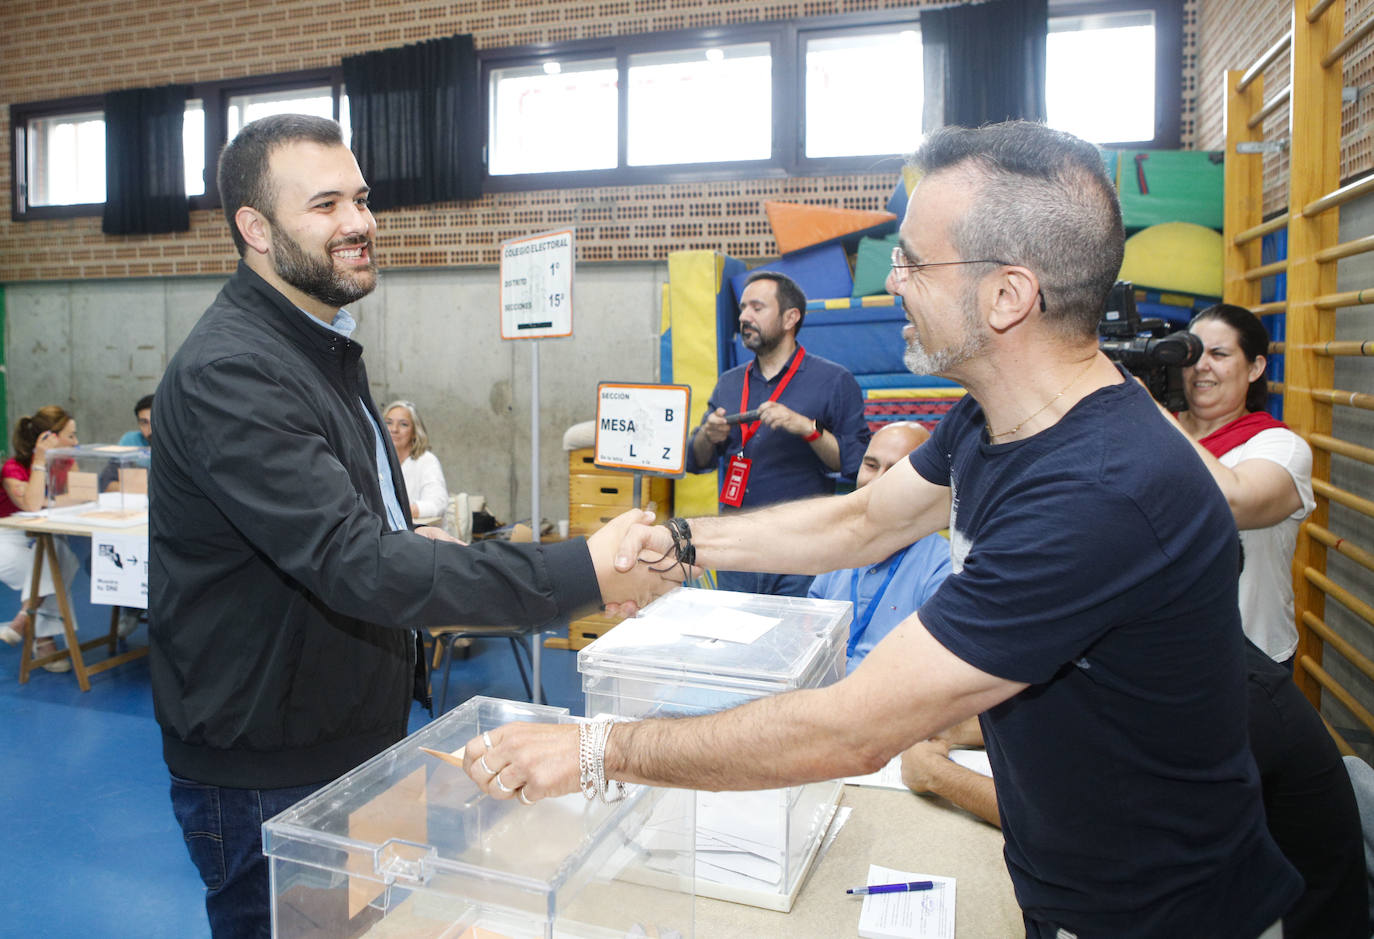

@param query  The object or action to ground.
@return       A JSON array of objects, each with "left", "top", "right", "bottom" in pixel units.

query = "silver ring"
[
  {"left": 494, "top": 772, "right": 514, "bottom": 793},
  {"left": 518, "top": 787, "right": 535, "bottom": 806},
  {"left": 482, "top": 731, "right": 495, "bottom": 749},
  {"left": 477, "top": 754, "right": 494, "bottom": 775}
]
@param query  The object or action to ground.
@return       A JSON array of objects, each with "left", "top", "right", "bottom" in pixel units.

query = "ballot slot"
[
  {"left": 262, "top": 695, "right": 695, "bottom": 938},
  {"left": 578, "top": 587, "right": 851, "bottom": 913}
]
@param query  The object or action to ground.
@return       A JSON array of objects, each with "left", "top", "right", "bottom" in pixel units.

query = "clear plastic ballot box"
[
  {"left": 43, "top": 444, "right": 149, "bottom": 524},
  {"left": 578, "top": 587, "right": 852, "bottom": 912},
  {"left": 263, "top": 696, "right": 695, "bottom": 939}
]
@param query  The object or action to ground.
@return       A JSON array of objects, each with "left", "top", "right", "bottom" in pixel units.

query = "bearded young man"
[{"left": 149, "top": 114, "right": 675, "bottom": 938}]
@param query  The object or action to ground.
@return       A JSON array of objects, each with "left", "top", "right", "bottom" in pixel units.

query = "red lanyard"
[{"left": 739, "top": 346, "right": 806, "bottom": 452}]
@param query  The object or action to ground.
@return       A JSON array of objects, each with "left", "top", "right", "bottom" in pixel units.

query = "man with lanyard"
[
  {"left": 686, "top": 269, "right": 869, "bottom": 596},
  {"left": 807, "top": 421, "right": 951, "bottom": 672}
]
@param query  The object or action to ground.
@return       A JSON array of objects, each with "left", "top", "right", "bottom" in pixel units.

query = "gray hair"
[{"left": 911, "top": 121, "right": 1124, "bottom": 338}]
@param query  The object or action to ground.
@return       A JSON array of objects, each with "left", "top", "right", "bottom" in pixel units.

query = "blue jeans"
[{"left": 169, "top": 772, "right": 321, "bottom": 939}]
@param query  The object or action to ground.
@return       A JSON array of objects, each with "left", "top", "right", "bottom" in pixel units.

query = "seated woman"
[
  {"left": 0, "top": 406, "right": 83, "bottom": 672},
  {"left": 383, "top": 400, "right": 449, "bottom": 522},
  {"left": 1172, "top": 303, "right": 1315, "bottom": 666}
]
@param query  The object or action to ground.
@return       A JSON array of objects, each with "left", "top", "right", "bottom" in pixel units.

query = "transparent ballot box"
[
  {"left": 43, "top": 444, "right": 149, "bottom": 525},
  {"left": 578, "top": 588, "right": 851, "bottom": 912},
  {"left": 263, "top": 696, "right": 695, "bottom": 939}
]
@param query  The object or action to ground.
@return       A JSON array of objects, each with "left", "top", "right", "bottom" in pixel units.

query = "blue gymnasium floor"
[{"left": 0, "top": 558, "right": 586, "bottom": 939}]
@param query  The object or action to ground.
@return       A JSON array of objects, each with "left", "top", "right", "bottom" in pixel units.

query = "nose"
[{"left": 339, "top": 201, "right": 372, "bottom": 236}]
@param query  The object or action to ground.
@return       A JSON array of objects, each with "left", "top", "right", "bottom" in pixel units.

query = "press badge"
[{"left": 720, "top": 453, "right": 751, "bottom": 507}]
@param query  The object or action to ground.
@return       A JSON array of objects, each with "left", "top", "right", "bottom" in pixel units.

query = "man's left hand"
[
  {"left": 900, "top": 737, "right": 952, "bottom": 793},
  {"left": 415, "top": 525, "right": 465, "bottom": 544},
  {"left": 757, "top": 400, "right": 814, "bottom": 437},
  {"left": 463, "top": 722, "right": 581, "bottom": 804}
]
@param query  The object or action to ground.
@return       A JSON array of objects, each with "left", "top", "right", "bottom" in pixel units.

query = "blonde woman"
[{"left": 383, "top": 400, "right": 449, "bottom": 521}]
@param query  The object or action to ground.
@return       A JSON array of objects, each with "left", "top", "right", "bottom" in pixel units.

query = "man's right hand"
[
  {"left": 699, "top": 408, "right": 729, "bottom": 445},
  {"left": 587, "top": 510, "right": 687, "bottom": 614}
]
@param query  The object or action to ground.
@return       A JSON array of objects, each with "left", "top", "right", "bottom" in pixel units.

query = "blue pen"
[{"left": 846, "top": 880, "right": 935, "bottom": 895}]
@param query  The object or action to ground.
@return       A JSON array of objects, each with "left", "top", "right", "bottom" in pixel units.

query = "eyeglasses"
[{"left": 890, "top": 246, "right": 1046, "bottom": 312}]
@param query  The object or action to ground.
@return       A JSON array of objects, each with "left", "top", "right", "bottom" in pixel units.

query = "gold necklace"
[{"left": 987, "top": 357, "right": 1098, "bottom": 440}]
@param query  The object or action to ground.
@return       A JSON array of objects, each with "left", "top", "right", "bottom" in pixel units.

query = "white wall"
[{"left": 3, "top": 261, "right": 668, "bottom": 524}]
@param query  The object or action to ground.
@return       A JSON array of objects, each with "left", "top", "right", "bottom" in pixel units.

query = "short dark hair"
[
  {"left": 743, "top": 270, "right": 808, "bottom": 333},
  {"left": 134, "top": 394, "right": 154, "bottom": 415},
  {"left": 1190, "top": 303, "right": 1272, "bottom": 413},
  {"left": 911, "top": 121, "right": 1124, "bottom": 338},
  {"left": 217, "top": 114, "right": 345, "bottom": 257}
]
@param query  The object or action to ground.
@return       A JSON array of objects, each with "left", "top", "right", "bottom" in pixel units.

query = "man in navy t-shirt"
[{"left": 468, "top": 121, "right": 1302, "bottom": 938}]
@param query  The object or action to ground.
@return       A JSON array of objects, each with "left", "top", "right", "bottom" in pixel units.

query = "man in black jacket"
[{"left": 150, "top": 114, "right": 671, "bottom": 938}]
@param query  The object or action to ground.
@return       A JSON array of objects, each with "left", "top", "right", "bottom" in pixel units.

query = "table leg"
[
  {"left": 46, "top": 534, "right": 92, "bottom": 692},
  {"left": 17, "top": 532, "right": 46, "bottom": 685},
  {"left": 107, "top": 606, "right": 120, "bottom": 654}
]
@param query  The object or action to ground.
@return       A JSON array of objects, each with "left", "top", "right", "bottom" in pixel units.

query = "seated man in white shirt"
[{"left": 807, "top": 421, "right": 952, "bottom": 672}]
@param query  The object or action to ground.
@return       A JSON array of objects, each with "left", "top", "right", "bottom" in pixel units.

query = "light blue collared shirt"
[
  {"left": 808, "top": 532, "right": 953, "bottom": 673},
  {"left": 313, "top": 308, "right": 408, "bottom": 532}
]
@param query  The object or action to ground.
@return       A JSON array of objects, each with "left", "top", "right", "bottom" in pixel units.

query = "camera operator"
[{"left": 1166, "top": 303, "right": 1314, "bottom": 667}]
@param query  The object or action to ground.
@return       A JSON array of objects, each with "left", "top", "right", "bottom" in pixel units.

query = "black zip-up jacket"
[{"left": 150, "top": 262, "right": 601, "bottom": 789}]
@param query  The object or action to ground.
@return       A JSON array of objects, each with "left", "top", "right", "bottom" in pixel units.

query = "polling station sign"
[
  {"left": 594, "top": 383, "right": 691, "bottom": 475},
  {"left": 499, "top": 229, "right": 574, "bottom": 339}
]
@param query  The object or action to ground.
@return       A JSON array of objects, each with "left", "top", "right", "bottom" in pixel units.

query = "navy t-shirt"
[
  {"left": 685, "top": 346, "right": 869, "bottom": 507},
  {"left": 909, "top": 373, "right": 1301, "bottom": 936}
]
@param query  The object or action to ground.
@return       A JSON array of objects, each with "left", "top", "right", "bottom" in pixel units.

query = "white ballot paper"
[
  {"left": 857, "top": 864, "right": 955, "bottom": 939},
  {"left": 847, "top": 749, "right": 993, "bottom": 790},
  {"left": 640, "top": 590, "right": 782, "bottom": 644}
]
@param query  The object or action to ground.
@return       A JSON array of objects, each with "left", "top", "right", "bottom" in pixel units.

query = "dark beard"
[{"left": 271, "top": 227, "right": 378, "bottom": 308}]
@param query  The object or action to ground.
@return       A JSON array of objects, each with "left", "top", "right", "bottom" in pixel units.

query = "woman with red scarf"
[{"left": 1174, "top": 304, "right": 1314, "bottom": 667}]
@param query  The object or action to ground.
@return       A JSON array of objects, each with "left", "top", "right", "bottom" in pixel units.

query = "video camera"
[{"left": 1098, "top": 281, "right": 1202, "bottom": 412}]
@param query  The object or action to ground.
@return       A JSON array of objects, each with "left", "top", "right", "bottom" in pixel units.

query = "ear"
[
  {"left": 1248, "top": 353, "right": 1267, "bottom": 383},
  {"left": 782, "top": 306, "right": 802, "bottom": 333},
  {"left": 235, "top": 206, "right": 272, "bottom": 256},
  {"left": 986, "top": 266, "right": 1040, "bottom": 333}
]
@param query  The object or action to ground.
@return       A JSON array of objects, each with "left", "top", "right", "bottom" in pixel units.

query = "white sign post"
[
  {"left": 595, "top": 383, "right": 692, "bottom": 476},
  {"left": 595, "top": 382, "right": 691, "bottom": 511},
  {"left": 499, "top": 229, "right": 575, "bottom": 705},
  {"left": 90, "top": 530, "right": 148, "bottom": 609}
]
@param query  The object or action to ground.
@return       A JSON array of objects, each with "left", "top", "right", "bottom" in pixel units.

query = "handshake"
[{"left": 584, "top": 510, "right": 699, "bottom": 615}]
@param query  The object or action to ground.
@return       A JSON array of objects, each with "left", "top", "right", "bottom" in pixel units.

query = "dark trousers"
[
  {"left": 715, "top": 569, "right": 815, "bottom": 598},
  {"left": 169, "top": 772, "right": 321, "bottom": 939}
]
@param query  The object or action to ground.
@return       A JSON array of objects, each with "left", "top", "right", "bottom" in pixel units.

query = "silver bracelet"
[{"left": 578, "top": 719, "right": 628, "bottom": 804}]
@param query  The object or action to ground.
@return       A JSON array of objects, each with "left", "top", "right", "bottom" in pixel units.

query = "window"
[
  {"left": 19, "top": 109, "right": 105, "bottom": 208},
  {"left": 627, "top": 43, "right": 771, "bottom": 166},
  {"left": 1047, "top": 11, "right": 1157, "bottom": 145},
  {"left": 488, "top": 58, "right": 618, "bottom": 175},
  {"left": 12, "top": 71, "right": 346, "bottom": 220},
  {"left": 804, "top": 29, "right": 922, "bottom": 159},
  {"left": 481, "top": 3, "right": 1180, "bottom": 189}
]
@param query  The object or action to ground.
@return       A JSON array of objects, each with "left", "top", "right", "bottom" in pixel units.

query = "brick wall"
[
  {"left": 1, "top": 0, "right": 1200, "bottom": 283},
  {"left": 1194, "top": 0, "right": 1374, "bottom": 216}
]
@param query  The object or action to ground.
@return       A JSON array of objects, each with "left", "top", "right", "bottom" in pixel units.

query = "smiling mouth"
[{"left": 332, "top": 240, "right": 371, "bottom": 264}]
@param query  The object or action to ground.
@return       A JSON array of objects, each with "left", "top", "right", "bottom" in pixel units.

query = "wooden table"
[
  {"left": 0, "top": 514, "right": 148, "bottom": 691},
  {"left": 696, "top": 783, "right": 1022, "bottom": 937}
]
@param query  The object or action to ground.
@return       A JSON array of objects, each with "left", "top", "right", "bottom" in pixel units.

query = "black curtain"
[
  {"left": 343, "top": 34, "right": 482, "bottom": 210},
  {"left": 102, "top": 85, "right": 190, "bottom": 235},
  {"left": 921, "top": 0, "right": 1047, "bottom": 132}
]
